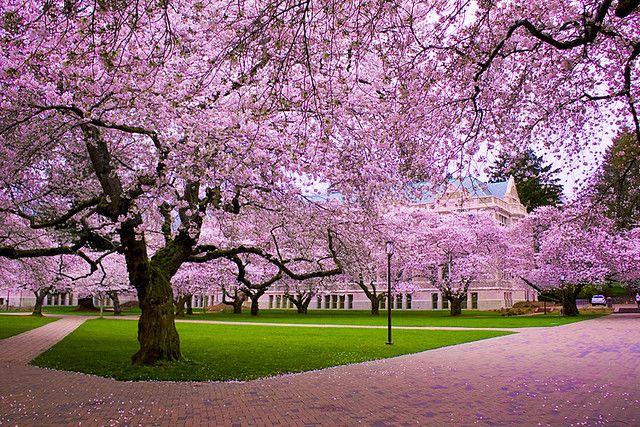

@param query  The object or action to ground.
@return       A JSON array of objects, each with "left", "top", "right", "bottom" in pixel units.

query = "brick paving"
[
  {"left": 1, "top": 313, "right": 639, "bottom": 426},
  {"left": 0, "top": 316, "right": 89, "bottom": 366}
]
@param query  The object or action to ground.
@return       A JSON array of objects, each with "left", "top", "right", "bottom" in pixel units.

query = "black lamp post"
[
  {"left": 559, "top": 274, "right": 566, "bottom": 315},
  {"left": 386, "top": 240, "right": 394, "bottom": 345}
]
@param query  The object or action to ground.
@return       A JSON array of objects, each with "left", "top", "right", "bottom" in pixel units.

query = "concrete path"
[{"left": 1, "top": 314, "right": 639, "bottom": 426}]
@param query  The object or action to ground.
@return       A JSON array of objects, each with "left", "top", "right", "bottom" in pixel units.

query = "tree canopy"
[
  {"left": 590, "top": 131, "right": 640, "bottom": 230},
  {"left": 490, "top": 149, "right": 564, "bottom": 212}
]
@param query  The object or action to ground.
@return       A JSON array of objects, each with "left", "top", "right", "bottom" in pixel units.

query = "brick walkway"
[
  {"left": 1, "top": 314, "right": 639, "bottom": 426},
  {"left": 0, "top": 317, "right": 88, "bottom": 366}
]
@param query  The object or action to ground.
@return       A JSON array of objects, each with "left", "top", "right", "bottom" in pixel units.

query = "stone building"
[{"left": 260, "top": 175, "right": 533, "bottom": 311}]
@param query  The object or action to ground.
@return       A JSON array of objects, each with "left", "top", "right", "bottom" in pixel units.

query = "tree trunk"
[
  {"left": 250, "top": 296, "right": 260, "bottom": 316},
  {"left": 233, "top": 298, "right": 244, "bottom": 314},
  {"left": 131, "top": 266, "right": 181, "bottom": 365},
  {"left": 186, "top": 295, "right": 193, "bottom": 315},
  {"left": 560, "top": 286, "right": 581, "bottom": 316},
  {"left": 107, "top": 291, "right": 122, "bottom": 315},
  {"left": 174, "top": 294, "right": 189, "bottom": 318},
  {"left": 77, "top": 296, "right": 97, "bottom": 311},
  {"left": 370, "top": 296, "right": 381, "bottom": 316},
  {"left": 32, "top": 290, "right": 47, "bottom": 316},
  {"left": 449, "top": 298, "right": 462, "bottom": 316}
]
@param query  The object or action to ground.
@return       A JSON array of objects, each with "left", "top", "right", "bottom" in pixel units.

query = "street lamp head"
[{"left": 386, "top": 240, "right": 394, "bottom": 256}]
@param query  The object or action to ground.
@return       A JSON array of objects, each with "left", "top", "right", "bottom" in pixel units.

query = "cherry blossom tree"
[
  {"left": 0, "top": 256, "right": 74, "bottom": 316},
  {"left": 393, "top": 210, "right": 510, "bottom": 316},
  {"left": 73, "top": 253, "right": 134, "bottom": 316},
  {"left": 608, "top": 227, "right": 640, "bottom": 289},
  {"left": 2, "top": 0, "right": 638, "bottom": 366},
  {"left": 510, "top": 206, "right": 616, "bottom": 315}
]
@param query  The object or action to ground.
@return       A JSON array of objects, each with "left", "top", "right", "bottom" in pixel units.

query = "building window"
[
  {"left": 348, "top": 294, "right": 353, "bottom": 309},
  {"left": 461, "top": 293, "right": 468, "bottom": 310},
  {"left": 339, "top": 295, "right": 345, "bottom": 309},
  {"left": 406, "top": 294, "right": 412, "bottom": 309},
  {"left": 442, "top": 296, "right": 449, "bottom": 310},
  {"left": 276, "top": 295, "right": 281, "bottom": 308},
  {"left": 471, "top": 292, "right": 478, "bottom": 309},
  {"left": 332, "top": 295, "right": 338, "bottom": 309},
  {"left": 269, "top": 295, "right": 273, "bottom": 309},
  {"left": 432, "top": 293, "right": 438, "bottom": 310},
  {"left": 324, "top": 295, "right": 330, "bottom": 309},
  {"left": 396, "top": 294, "right": 403, "bottom": 309},
  {"left": 316, "top": 296, "right": 322, "bottom": 309},
  {"left": 381, "top": 297, "right": 386, "bottom": 309}
]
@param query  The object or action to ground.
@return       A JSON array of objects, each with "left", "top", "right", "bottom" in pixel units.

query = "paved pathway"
[
  {"left": 0, "top": 317, "right": 88, "bottom": 366},
  {"left": 1, "top": 314, "right": 639, "bottom": 426}
]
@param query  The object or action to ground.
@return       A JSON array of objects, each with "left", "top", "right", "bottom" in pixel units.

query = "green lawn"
[
  {"left": 0, "top": 315, "right": 58, "bottom": 339},
  {"left": 13, "top": 305, "right": 608, "bottom": 327},
  {"left": 5, "top": 305, "right": 142, "bottom": 316},
  {"left": 182, "top": 309, "right": 607, "bottom": 328},
  {"left": 32, "top": 318, "right": 512, "bottom": 381}
]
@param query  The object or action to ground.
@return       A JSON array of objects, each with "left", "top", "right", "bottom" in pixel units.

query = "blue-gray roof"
[{"left": 409, "top": 176, "right": 509, "bottom": 204}]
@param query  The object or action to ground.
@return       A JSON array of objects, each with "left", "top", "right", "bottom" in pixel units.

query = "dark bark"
[
  {"left": 355, "top": 277, "right": 383, "bottom": 316},
  {"left": 449, "top": 298, "right": 463, "bottom": 316},
  {"left": 186, "top": 295, "right": 193, "bottom": 315},
  {"left": 559, "top": 284, "right": 583, "bottom": 316},
  {"left": 77, "top": 296, "right": 98, "bottom": 311},
  {"left": 370, "top": 294, "right": 385, "bottom": 316},
  {"left": 121, "top": 221, "right": 182, "bottom": 366},
  {"left": 285, "top": 292, "right": 314, "bottom": 314},
  {"left": 131, "top": 266, "right": 181, "bottom": 365},
  {"left": 233, "top": 297, "right": 244, "bottom": 314},
  {"left": 174, "top": 294, "right": 190, "bottom": 318},
  {"left": 106, "top": 291, "right": 122, "bottom": 315},
  {"left": 250, "top": 295, "right": 260, "bottom": 316},
  {"left": 222, "top": 287, "right": 247, "bottom": 314},
  {"left": 32, "top": 287, "right": 50, "bottom": 316}
]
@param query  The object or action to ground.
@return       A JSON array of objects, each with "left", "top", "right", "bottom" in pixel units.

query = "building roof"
[{"left": 409, "top": 176, "right": 512, "bottom": 204}]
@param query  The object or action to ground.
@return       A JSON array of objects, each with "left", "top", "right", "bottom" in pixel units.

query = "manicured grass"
[
  {"left": 5, "top": 305, "right": 142, "bottom": 316},
  {"left": 8, "top": 306, "right": 608, "bottom": 327},
  {"left": 32, "top": 318, "right": 512, "bottom": 381},
  {"left": 183, "top": 309, "right": 607, "bottom": 328},
  {"left": 0, "top": 315, "right": 58, "bottom": 339}
]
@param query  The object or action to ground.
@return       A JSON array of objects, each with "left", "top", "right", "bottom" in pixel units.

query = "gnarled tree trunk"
[
  {"left": 106, "top": 291, "right": 122, "bottom": 315},
  {"left": 174, "top": 294, "right": 190, "bottom": 318},
  {"left": 222, "top": 288, "right": 247, "bottom": 314},
  {"left": 559, "top": 284, "right": 583, "bottom": 316},
  {"left": 131, "top": 266, "right": 181, "bottom": 365},
  {"left": 121, "top": 222, "right": 181, "bottom": 366},
  {"left": 32, "top": 287, "right": 51, "bottom": 316},
  {"left": 285, "top": 293, "right": 314, "bottom": 314}
]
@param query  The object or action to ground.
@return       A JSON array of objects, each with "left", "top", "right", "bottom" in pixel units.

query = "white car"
[{"left": 591, "top": 295, "right": 607, "bottom": 306}]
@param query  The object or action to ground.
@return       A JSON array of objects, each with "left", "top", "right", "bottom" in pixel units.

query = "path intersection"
[{"left": 1, "top": 314, "right": 638, "bottom": 426}]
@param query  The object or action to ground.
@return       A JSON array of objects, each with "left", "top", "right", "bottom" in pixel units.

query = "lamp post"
[
  {"left": 386, "top": 240, "right": 394, "bottom": 345},
  {"left": 559, "top": 274, "right": 566, "bottom": 315}
]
